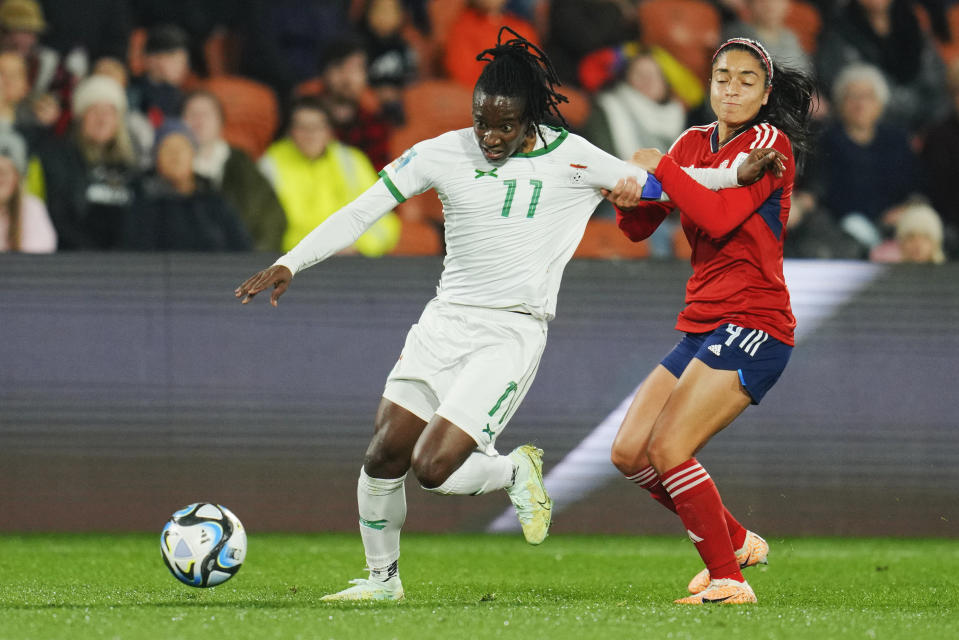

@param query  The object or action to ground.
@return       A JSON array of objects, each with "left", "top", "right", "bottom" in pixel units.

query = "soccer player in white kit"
[{"left": 235, "top": 28, "right": 777, "bottom": 601}]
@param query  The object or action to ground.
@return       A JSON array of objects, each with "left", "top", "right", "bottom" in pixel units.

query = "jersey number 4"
[{"left": 500, "top": 179, "right": 543, "bottom": 218}]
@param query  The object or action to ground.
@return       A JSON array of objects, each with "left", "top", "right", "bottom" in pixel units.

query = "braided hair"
[
  {"left": 474, "top": 27, "right": 569, "bottom": 146},
  {"left": 713, "top": 38, "right": 816, "bottom": 172}
]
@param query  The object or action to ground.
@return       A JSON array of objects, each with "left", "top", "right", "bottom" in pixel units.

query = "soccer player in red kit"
[{"left": 604, "top": 38, "right": 815, "bottom": 605}]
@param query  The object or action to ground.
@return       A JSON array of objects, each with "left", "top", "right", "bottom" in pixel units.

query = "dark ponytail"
[{"left": 757, "top": 65, "right": 815, "bottom": 172}]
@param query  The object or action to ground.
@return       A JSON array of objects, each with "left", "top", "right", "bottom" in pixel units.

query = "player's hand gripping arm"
[
  {"left": 649, "top": 149, "right": 786, "bottom": 238},
  {"left": 234, "top": 180, "right": 398, "bottom": 306},
  {"left": 631, "top": 147, "right": 786, "bottom": 194},
  {"left": 605, "top": 147, "right": 785, "bottom": 241}
]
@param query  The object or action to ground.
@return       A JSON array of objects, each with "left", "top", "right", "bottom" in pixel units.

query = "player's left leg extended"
[
  {"left": 412, "top": 416, "right": 551, "bottom": 545},
  {"left": 411, "top": 305, "right": 551, "bottom": 544},
  {"left": 646, "top": 359, "right": 756, "bottom": 604}
]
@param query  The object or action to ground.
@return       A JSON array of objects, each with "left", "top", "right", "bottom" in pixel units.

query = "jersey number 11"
[{"left": 501, "top": 179, "right": 543, "bottom": 219}]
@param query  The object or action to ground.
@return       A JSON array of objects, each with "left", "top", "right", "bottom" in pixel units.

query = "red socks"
[
  {"left": 660, "top": 458, "right": 743, "bottom": 581},
  {"left": 627, "top": 464, "right": 748, "bottom": 550}
]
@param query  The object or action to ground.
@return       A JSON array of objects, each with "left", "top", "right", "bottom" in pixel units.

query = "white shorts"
[{"left": 382, "top": 298, "right": 548, "bottom": 454}]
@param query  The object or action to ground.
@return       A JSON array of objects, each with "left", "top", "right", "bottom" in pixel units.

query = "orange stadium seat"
[
  {"left": 391, "top": 219, "right": 443, "bottom": 256},
  {"left": 402, "top": 79, "right": 474, "bottom": 134},
  {"left": 938, "top": 4, "right": 959, "bottom": 63},
  {"left": 638, "top": 0, "right": 721, "bottom": 83},
  {"left": 428, "top": 0, "right": 468, "bottom": 48},
  {"left": 425, "top": 0, "right": 468, "bottom": 76},
  {"left": 574, "top": 218, "right": 650, "bottom": 260},
  {"left": 201, "top": 75, "right": 279, "bottom": 158},
  {"left": 784, "top": 1, "right": 822, "bottom": 55},
  {"left": 560, "top": 85, "right": 591, "bottom": 130},
  {"left": 127, "top": 27, "right": 147, "bottom": 76},
  {"left": 203, "top": 28, "right": 242, "bottom": 76}
]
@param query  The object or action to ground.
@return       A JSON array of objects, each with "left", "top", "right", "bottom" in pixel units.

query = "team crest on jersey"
[
  {"left": 569, "top": 163, "right": 587, "bottom": 184},
  {"left": 390, "top": 148, "right": 417, "bottom": 172}
]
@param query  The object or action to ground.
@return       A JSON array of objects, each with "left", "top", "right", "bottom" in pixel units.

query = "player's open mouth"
[{"left": 482, "top": 147, "right": 505, "bottom": 161}]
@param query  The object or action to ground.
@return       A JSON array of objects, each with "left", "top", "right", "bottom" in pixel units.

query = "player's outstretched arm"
[
  {"left": 235, "top": 265, "right": 293, "bottom": 307},
  {"left": 630, "top": 147, "right": 785, "bottom": 186}
]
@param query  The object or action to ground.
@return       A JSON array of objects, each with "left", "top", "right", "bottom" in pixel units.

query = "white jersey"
[
  {"left": 383, "top": 126, "right": 649, "bottom": 319},
  {"left": 275, "top": 126, "right": 739, "bottom": 321}
]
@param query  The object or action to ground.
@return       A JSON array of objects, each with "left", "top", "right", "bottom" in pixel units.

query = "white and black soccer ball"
[{"left": 160, "top": 503, "right": 247, "bottom": 588}]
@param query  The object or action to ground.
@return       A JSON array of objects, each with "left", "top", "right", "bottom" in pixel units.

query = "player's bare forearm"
[{"left": 234, "top": 265, "right": 293, "bottom": 307}]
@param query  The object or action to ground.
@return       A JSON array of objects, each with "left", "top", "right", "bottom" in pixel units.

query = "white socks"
[
  {"left": 356, "top": 453, "right": 514, "bottom": 579},
  {"left": 424, "top": 451, "right": 515, "bottom": 496},
  {"left": 357, "top": 467, "right": 407, "bottom": 577}
]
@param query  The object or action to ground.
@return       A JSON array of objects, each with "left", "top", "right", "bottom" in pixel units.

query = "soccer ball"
[{"left": 160, "top": 503, "right": 247, "bottom": 587}]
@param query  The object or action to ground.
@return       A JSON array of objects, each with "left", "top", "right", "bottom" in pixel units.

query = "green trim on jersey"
[
  {"left": 513, "top": 127, "right": 569, "bottom": 158},
  {"left": 378, "top": 170, "right": 407, "bottom": 203}
]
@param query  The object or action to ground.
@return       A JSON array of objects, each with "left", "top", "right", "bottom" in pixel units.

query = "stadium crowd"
[{"left": 0, "top": 0, "right": 955, "bottom": 263}]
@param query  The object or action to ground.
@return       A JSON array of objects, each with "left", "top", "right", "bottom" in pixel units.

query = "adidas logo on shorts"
[{"left": 708, "top": 344, "right": 722, "bottom": 356}]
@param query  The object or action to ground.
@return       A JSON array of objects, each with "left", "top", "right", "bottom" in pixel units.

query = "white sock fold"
[
  {"left": 424, "top": 451, "right": 515, "bottom": 496},
  {"left": 357, "top": 466, "right": 407, "bottom": 574}
]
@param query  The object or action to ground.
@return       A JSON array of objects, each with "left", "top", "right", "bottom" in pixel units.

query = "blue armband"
[{"left": 640, "top": 175, "right": 663, "bottom": 200}]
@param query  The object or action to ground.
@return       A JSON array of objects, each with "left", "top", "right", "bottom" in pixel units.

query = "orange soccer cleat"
[
  {"left": 687, "top": 530, "right": 769, "bottom": 594},
  {"left": 675, "top": 578, "right": 757, "bottom": 605}
]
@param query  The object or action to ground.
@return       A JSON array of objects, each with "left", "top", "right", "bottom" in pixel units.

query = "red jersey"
[{"left": 618, "top": 122, "right": 796, "bottom": 345}]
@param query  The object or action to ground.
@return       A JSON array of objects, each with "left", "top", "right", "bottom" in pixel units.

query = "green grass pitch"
[{"left": 0, "top": 533, "right": 955, "bottom": 640}]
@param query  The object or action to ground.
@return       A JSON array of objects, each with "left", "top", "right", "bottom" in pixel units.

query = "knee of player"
[
  {"left": 363, "top": 443, "right": 410, "bottom": 479},
  {"left": 610, "top": 443, "right": 642, "bottom": 475},
  {"left": 410, "top": 451, "right": 454, "bottom": 489}
]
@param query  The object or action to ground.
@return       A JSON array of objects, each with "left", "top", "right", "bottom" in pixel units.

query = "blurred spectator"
[
  {"left": 37, "top": 0, "right": 131, "bottom": 67},
  {"left": 0, "top": 125, "right": 53, "bottom": 251},
  {"left": 128, "top": 24, "right": 192, "bottom": 125},
  {"left": 921, "top": 58, "right": 959, "bottom": 259},
  {"left": 239, "top": 0, "right": 350, "bottom": 107},
  {"left": 182, "top": 90, "right": 286, "bottom": 252},
  {"left": 583, "top": 49, "right": 687, "bottom": 159},
  {"left": 0, "top": 52, "right": 36, "bottom": 130},
  {"left": 444, "top": 0, "right": 541, "bottom": 88},
  {"left": 258, "top": 96, "right": 399, "bottom": 255},
  {"left": 546, "top": 0, "right": 639, "bottom": 87},
  {"left": 816, "top": 0, "right": 949, "bottom": 132},
  {"left": 0, "top": 0, "right": 74, "bottom": 133},
  {"left": 317, "top": 37, "right": 393, "bottom": 171},
  {"left": 38, "top": 74, "right": 138, "bottom": 250},
  {"left": 122, "top": 118, "right": 251, "bottom": 251},
  {"left": 129, "top": 0, "right": 239, "bottom": 76},
  {"left": 582, "top": 47, "right": 687, "bottom": 252},
  {"left": 800, "top": 63, "right": 923, "bottom": 255},
  {"left": 90, "top": 56, "right": 154, "bottom": 165},
  {"left": 361, "top": 0, "right": 418, "bottom": 125},
  {"left": 869, "top": 201, "right": 946, "bottom": 263},
  {"left": 722, "top": 0, "right": 812, "bottom": 72},
  {"left": 782, "top": 191, "right": 864, "bottom": 259},
  {"left": 577, "top": 41, "right": 706, "bottom": 109}
]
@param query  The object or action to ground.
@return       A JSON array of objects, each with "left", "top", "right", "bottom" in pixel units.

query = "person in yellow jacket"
[{"left": 259, "top": 96, "right": 400, "bottom": 254}]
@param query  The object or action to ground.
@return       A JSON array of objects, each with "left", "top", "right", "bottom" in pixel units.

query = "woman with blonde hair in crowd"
[
  {"left": 37, "top": 73, "right": 138, "bottom": 249},
  {"left": 0, "top": 126, "right": 55, "bottom": 252}
]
